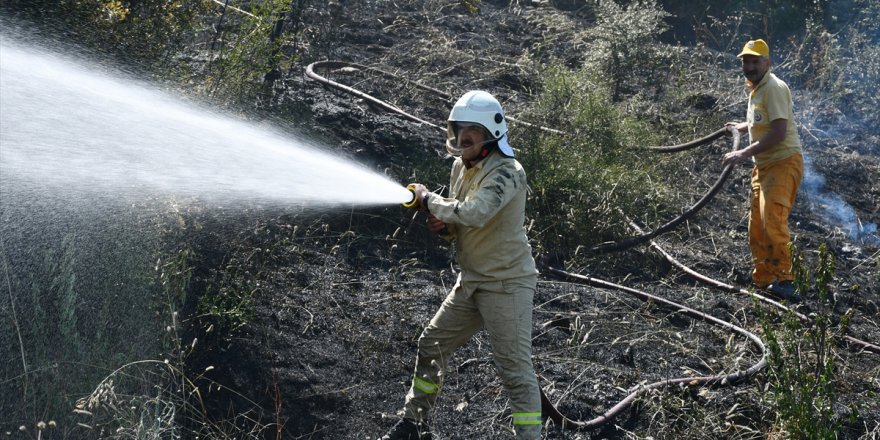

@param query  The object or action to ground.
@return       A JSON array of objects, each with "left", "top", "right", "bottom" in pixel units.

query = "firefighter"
[
  {"left": 382, "top": 91, "right": 541, "bottom": 439},
  {"left": 722, "top": 39, "right": 804, "bottom": 302}
]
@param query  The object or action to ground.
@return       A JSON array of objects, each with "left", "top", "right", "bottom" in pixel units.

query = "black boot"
[
  {"left": 766, "top": 280, "right": 801, "bottom": 303},
  {"left": 380, "top": 418, "right": 432, "bottom": 440}
]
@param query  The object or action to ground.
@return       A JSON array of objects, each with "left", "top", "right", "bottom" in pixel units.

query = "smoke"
[
  {"left": 801, "top": 153, "right": 879, "bottom": 245},
  {"left": 786, "top": 6, "right": 879, "bottom": 246}
]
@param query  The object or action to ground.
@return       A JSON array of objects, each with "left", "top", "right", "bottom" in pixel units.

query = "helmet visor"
[
  {"left": 446, "top": 121, "right": 498, "bottom": 157},
  {"left": 452, "top": 121, "right": 481, "bottom": 133}
]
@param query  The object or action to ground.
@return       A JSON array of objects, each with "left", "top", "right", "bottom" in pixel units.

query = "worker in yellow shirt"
[
  {"left": 723, "top": 39, "right": 804, "bottom": 302},
  {"left": 381, "top": 91, "right": 541, "bottom": 440}
]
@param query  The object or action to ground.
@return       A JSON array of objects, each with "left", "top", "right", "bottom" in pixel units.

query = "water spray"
[{"left": 0, "top": 36, "right": 414, "bottom": 208}]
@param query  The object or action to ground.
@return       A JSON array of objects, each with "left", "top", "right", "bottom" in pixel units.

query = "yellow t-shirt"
[{"left": 747, "top": 72, "right": 802, "bottom": 166}]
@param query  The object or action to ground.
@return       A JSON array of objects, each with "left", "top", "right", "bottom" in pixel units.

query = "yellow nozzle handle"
[{"left": 402, "top": 184, "right": 420, "bottom": 209}]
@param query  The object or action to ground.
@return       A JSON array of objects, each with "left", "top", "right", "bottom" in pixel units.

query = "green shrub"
[
  {"left": 585, "top": 0, "right": 672, "bottom": 101},
  {"left": 758, "top": 243, "right": 847, "bottom": 439},
  {"left": 461, "top": 0, "right": 481, "bottom": 14},
  {"left": 519, "top": 63, "right": 670, "bottom": 260},
  {"left": 1, "top": 0, "right": 207, "bottom": 72},
  {"left": 202, "top": 0, "right": 295, "bottom": 103},
  {"left": 0, "top": 206, "right": 169, "bottom": 436}
]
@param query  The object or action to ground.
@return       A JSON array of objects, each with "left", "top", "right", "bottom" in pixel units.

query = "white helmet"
[{"left": 446, "top": 91, "right": 514, "bottom": 157}]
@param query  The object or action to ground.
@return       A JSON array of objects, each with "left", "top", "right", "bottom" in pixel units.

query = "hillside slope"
[{"left": 178, "top": 1, "right": 880, "bottom": 439}]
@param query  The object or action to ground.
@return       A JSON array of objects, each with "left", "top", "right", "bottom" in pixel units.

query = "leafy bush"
[
  {"left": 201, "top": 0, "right": 297, "bottom": 103},
  {"left": 585, "top": 0, "right": 672, "bottom": 101},
  {"left": 0, "top": 203, "right": 171, "bottom": 437},
  {"left": 758, "top": 244, "right": 851, "bottom": 439},
  {"left": 518, "top": 63, "right": 670, "bottom": 260},
  {"left": 0, "top": 0, "right": 314, "bottom": 106},
  {"left": 1, "top": 0, "right": 207, "bottom": 72}
]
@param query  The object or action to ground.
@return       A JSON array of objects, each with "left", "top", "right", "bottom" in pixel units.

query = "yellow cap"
[{"left": 738, "top": 39, "right": 770, "bottom": 58}]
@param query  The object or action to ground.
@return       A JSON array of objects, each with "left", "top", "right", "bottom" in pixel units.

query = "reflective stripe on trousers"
[
  {"left": 512, "top": 412, "right": 542, "bottom": 425},
  {"left": 403, "top": 275, "right": 541, "bottom": 439}
]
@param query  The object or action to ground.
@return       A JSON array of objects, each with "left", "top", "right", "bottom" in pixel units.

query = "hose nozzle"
[{"left": 402, "top": 184, "right": 420, "bottom": 209}]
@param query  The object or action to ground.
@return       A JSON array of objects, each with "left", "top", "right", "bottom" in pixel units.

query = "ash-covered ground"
[{"left": 180, "top": 1, "right": 879, "bottom": 438}]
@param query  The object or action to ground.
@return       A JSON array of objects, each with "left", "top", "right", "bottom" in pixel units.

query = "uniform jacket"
[{"left": 425, "top": 150, "right": 538, "bottom": 282}]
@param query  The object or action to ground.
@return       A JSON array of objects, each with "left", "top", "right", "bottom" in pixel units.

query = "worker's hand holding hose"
[
  {"left": 722, "top": 148, "right": 750, "bottom": 167},
  {"left": 403, "top": 183, "right": 449, "bottom": 235},
  {"left": 426, "top": 213, "right": 447, "bottom": 234},
  {"left": 724, "top": 121, "right": 747, "bottom": 135},
  {"left": 403, "top": 183, "right": 430, "bottom": 210},
  {"left": 721, "top": 123, "right": 749, "bottom": 168}
]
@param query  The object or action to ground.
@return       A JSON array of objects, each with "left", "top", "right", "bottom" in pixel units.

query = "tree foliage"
[{"left": 1, "top": 0, "right": 208, "bottom": 72}]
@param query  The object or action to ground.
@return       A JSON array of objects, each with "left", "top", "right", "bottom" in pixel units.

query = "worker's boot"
[
  {"left": 379, "top": 418, "right": 432, "bottom": 440},
  {"left": 766, "top": 280, "right": 801, "bottom": 303}
]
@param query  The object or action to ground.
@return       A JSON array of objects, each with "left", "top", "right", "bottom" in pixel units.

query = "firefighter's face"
[
  {"left": 456, "top": 123, "right": 487, "bottom": 160},
  {"left": 741, "top": 55, "right": 771, "bottom": 83}
]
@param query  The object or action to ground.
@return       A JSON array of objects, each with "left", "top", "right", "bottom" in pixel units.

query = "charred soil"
[{"left": 181, "top": 1, "right": 880, "bottom": 439}]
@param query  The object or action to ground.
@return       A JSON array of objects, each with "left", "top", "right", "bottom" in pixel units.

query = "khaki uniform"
[
  {"left": 404, "top": 150, "right": 541, "bottom": 439},
  {"left": 746, "top": 72, "right": 804, "bottom": 287}
]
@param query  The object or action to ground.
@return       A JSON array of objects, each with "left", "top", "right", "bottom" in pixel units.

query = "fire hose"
[
  {"left": 306, "top": 61, "right": 446, "bottom": 129},
  {"left": 538, "top": 266, "right": 768, "bottom": 430},
  {"left": 645, "top": 127, "right": 729, "bottom": 153},
  {"left": 629, "top": 220, "right": 880, "bottom": 355},
  {"left": 304, "top": 60, "right": 879, "bottom": 431},
  {"left": 588, "top": 125, "right": 740, "bottom": 254},
  {"left": 305, "top": 60, "right": 566, "bottom": 135},
  {"left": 535, "top": 221, "right": 879, "bottom": 430}
]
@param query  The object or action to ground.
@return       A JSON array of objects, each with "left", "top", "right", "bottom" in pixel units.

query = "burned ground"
[{"left": 178, "top": 1, "right": 879, "bottom": 439}]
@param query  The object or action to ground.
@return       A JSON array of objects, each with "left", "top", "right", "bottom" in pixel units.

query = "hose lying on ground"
[
  {"left": 536, "top": 221, "right": 879, "bottom": 430},
  {"left": 652, "top": 244, "right": 880, "bottom": 355},
  {"left": 306, "top": 61, "right": 446, "bottom": 129},
  {"left": 305, "top": 60, "right": 566, "bottom": 135},
  {"left": 627, "top": 219, "right": 880, "bottom": 355},
  {"left": 538, "top": 267, "right": 768, "bottom": 430}
]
